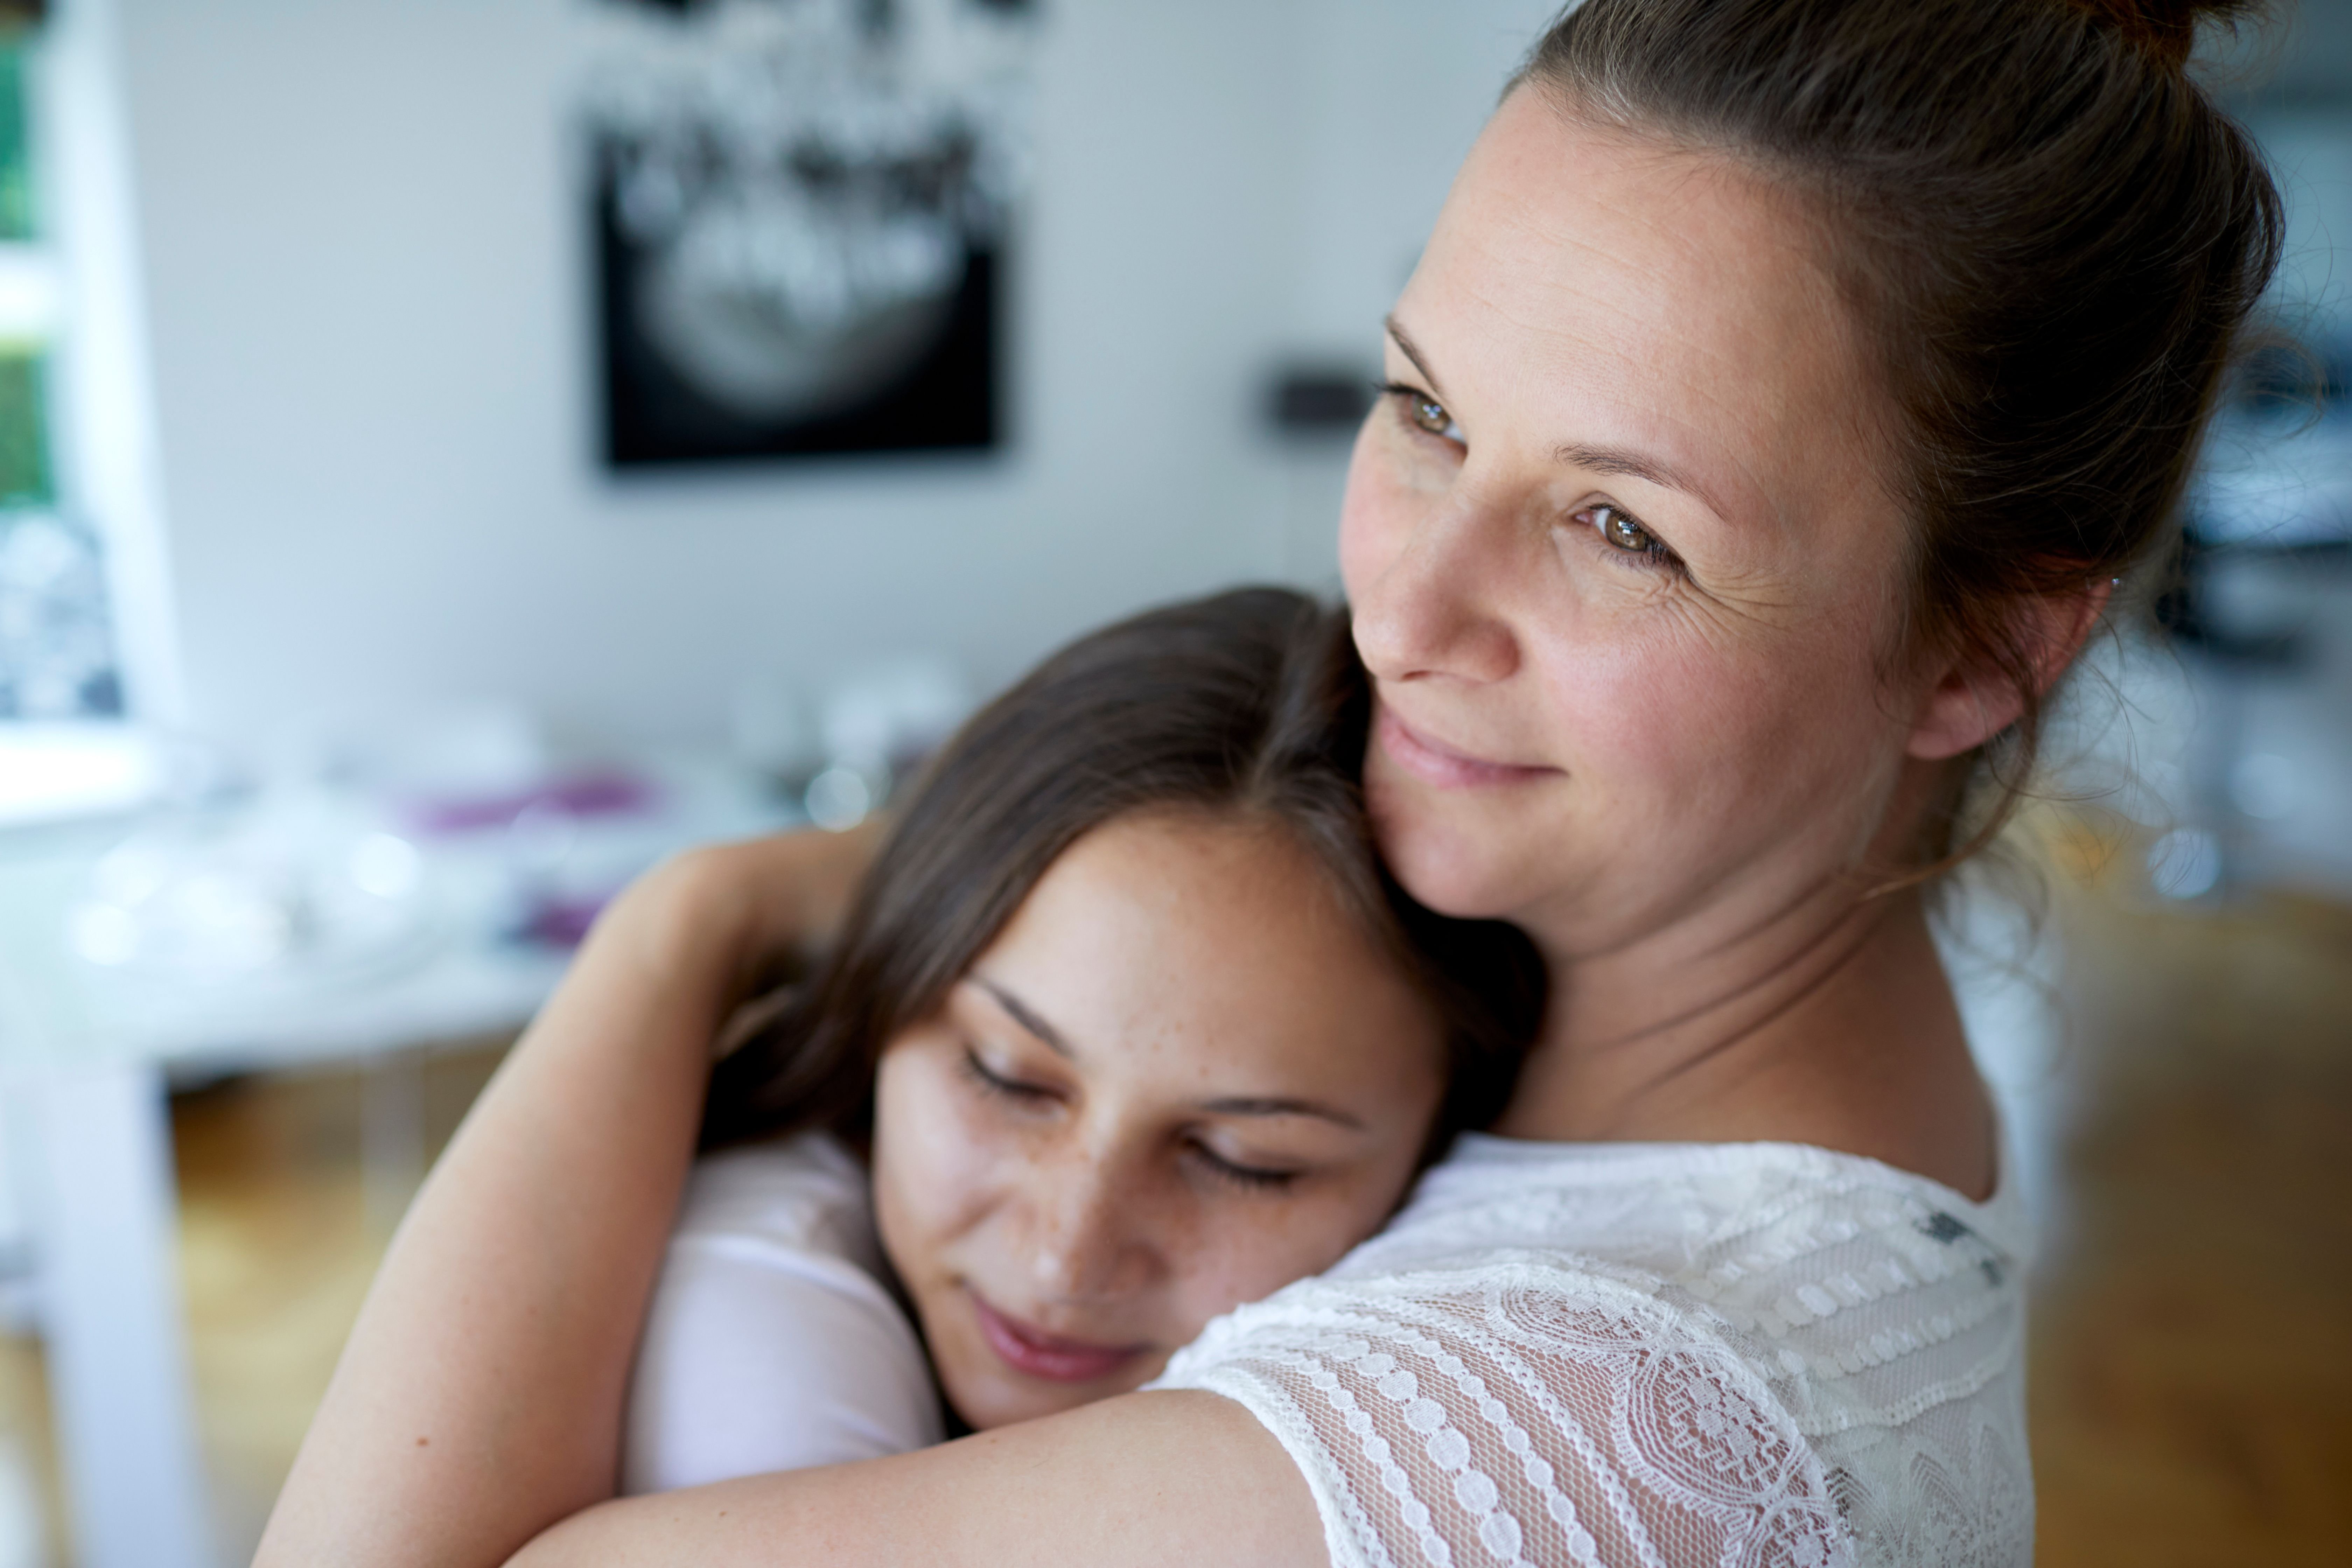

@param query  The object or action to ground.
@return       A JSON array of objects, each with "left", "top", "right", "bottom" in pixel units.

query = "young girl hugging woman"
[{"left": 598, "top": 588, "right": 1543, "bottom": 1491}]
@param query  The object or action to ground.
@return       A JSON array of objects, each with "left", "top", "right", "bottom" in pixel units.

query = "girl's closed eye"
[
  {"left": 959, "top": 1046, "right": 1061, "bottom": 1107},
  {"left": 1184, "top": 1138, "right": 1303, "bottom": 1194}
]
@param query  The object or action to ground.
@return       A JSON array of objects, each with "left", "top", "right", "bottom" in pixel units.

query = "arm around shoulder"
[{"left": 516, "top": 1391, "right": 1328, "bottom": 1568}]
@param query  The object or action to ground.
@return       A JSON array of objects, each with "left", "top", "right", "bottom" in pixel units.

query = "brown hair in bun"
[
  {"left": 2070, "top": 0, "right": 2263, "bottom": 69},
  {"left": 1520, "top": 0, "right": 2284, "bottom": 873}
]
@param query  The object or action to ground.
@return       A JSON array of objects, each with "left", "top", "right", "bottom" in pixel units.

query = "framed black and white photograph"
[{"left": 587, "top": 0, "right": 1035, "bottom": 468}]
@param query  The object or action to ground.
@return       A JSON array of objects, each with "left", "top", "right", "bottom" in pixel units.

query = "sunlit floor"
[
  {"left": 2028, "top": 838, "right": 2352, "bottom": 1564},
  {"left": 0, "top": 1044, "right": 505, "bottom": 1568},
  {"left": 0, "top": 836, "right": 2344, "bottom": 1566}
]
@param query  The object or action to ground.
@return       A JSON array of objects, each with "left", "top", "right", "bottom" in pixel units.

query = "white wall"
[
  {"left": 2247, "top": 107, "right": 2352, "bottom": 342},
  {"left": 107, "top": 0, "right": 1560, "bottom": 754},
  {"left": 1268, "top": 0, "right": 1562, "bottom": 585}
]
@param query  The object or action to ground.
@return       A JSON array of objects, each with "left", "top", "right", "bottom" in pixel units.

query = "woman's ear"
[{"left": 1905, "top": 581, "right": 2113, "bottom": 762}]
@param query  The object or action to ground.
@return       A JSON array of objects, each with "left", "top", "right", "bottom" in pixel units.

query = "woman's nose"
[{"left": 1348, "top": 486, "right": 1520, "bottom": 688}]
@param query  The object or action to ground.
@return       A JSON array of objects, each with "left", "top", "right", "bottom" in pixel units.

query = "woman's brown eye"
[
  {"left": 1379, "top": 382, "right": 1463, "bottom": 443},
  {"left": 1591, "top": 503, "right": 1653, "bottom": 553}
]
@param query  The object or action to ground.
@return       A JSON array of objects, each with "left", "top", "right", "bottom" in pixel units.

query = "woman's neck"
[{"left": 1492, "top": 884, "right": 1997, "bottom": 1201}]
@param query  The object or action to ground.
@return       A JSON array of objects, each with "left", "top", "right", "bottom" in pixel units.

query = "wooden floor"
[
  {"left": 169, "top": 1048, "right": 505, "bottom": 1559},
  {"left": 2028, "top": 842, "right": 2352, "bottom": 1565},
  {"left": 0, "top": 1045, "right": 504, "bottom": 1567},
  {"left": 0, "top": 839, "right": 2343, "bottom": 1566}
]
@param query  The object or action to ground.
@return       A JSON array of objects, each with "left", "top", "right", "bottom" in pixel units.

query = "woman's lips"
[
  {"left": 1374, "top": 704, "right": 1553, "bottom": 789},
  {"left": 969, "top": 1292, "right": 1149, "bottom": 1384}
]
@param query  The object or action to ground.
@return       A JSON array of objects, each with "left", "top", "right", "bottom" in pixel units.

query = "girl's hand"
[{"left": 610, "top": 820, "right": 886, "bottom": 1012}]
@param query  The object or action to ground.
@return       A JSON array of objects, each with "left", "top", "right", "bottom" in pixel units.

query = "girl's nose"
[
  {"left": 1350, "top": 490, "right": 1522, "bottom": 689},
  {"left": 1022, "top": 1156, "right": 1159, "bottom": 1304}
]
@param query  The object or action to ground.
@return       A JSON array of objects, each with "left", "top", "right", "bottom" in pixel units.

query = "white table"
[{"left": 0, "top": 764, "right": 794, "bottom": 1568}]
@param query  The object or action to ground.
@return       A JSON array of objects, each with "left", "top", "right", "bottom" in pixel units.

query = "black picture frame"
[{"left": 595, "top": 154, "right": 1002, "bottom": 469}]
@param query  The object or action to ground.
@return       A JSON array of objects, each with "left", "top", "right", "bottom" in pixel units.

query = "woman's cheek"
[
  {"left": 1338, "top": 423, "right": 1429, "bottom": 592},
  {"left": 1539, "top": 594, "right": 1835, "bottom": 801}
]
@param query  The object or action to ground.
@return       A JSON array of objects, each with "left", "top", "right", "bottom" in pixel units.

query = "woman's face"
[
  {"left": 869, "top": 810, "right": 1446, "bottom": 1431},
  {"left": 1344, "top": 88, "right": 1932, "bottom": 953}
]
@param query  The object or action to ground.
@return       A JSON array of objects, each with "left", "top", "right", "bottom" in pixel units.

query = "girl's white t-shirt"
[
  {"left": 620, "top": 1133, "right": 944, "bottom": 1494},
  {"left": 624, "top": 1132, "right": 2032, "bottom": 1568}
]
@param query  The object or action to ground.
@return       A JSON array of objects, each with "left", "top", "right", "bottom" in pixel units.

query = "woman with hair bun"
[{"left": 260, "top": 2, "right": 2285, "bottom": 1564}]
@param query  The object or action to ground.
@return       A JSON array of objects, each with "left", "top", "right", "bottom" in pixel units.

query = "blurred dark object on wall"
[
  {"left": 598, "top": 176, "right": 1003, "bottom": 467},
  {"left": 588, "top": 0, "right": 1035, "bottom": 469},
  {"left": 1265, "top": 367, "right": 1374, "bottom": 440},
  {"left": 616, "top": 0, "right": 1036, "bottom": 15}
]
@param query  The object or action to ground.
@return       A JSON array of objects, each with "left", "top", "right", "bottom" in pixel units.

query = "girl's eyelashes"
[
  {"left": 1377, "top": 381, "right": 1463, "bottom": 444},
  {"left": 959, "top": 1042, "right": 1306, "bottom": 1191},
  {"left": 959, "top": 1046, "right": 1059, "bottom": 1106},
  {"left": 1575, "top": 501, "right": 1684, "bottom": 573},
  {"left": 1185, "top": 1142, "right": 1302, "bottom": 1193}
]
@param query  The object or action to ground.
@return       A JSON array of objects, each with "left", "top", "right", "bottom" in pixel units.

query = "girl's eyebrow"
[
  {"left": 971, "top": 976, "right": 1368, "bottom": 1132},
  {"left": 1200, "top": 1095, "right": 1367, "bottom": 1131},
  {"left": 973, "top": 976, "right": 1075, "bottom": 1058}
]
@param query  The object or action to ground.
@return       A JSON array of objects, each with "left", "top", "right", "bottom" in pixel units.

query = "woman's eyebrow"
[
  {"left": 1384, "top": 315, "right": 1446, "bottom": 397},
  {"left": 1555, "top": 440, "right": 1733, "bottom": 523},
  {"left": 973, "top": 977, "right": 1074, "bottom": 1058},
  {"left": 1390, "top": 312, "right": 1739, "bottom": 526}
]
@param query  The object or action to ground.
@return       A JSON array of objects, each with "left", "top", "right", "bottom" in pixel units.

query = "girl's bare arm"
[
  {"left": 254, "top": 825, "right": 1325, "bottom": 1568},
  {"left": 253, "top": 830, "right": 867, "bottom": 1568}
]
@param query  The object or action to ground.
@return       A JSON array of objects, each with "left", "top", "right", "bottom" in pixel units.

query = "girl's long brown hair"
[{"left": 701, "top": 587, "right": 1545, "bottom": 1162}]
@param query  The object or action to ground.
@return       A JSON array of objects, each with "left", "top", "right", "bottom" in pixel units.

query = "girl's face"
[
  {"left": 869, "top": 810, "right": 1446, "bottom": 1431},
  {"left": 1343, "top": 89, "right": 1941, "bottom": 954}
]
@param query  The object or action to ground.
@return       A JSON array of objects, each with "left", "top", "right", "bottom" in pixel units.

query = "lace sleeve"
[{"left": 1155, "top": 1257, "right": 1851, "bottom": 1568}]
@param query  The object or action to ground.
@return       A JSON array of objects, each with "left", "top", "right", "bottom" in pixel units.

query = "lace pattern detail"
[{"left": 1155, "top": 1139, "right": 2031, "bottom": 1568}]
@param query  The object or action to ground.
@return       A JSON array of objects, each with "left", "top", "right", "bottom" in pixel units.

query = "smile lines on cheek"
[{"left": 1375, "top": 704, "right": 1556, "bottom": 790}]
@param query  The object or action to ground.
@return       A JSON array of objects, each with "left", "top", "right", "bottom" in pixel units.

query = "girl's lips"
[
  {"left": 969, "top": 1292, "right": 1149, "bottom": 1384},
  {"left": 1374, "top": 704, "right": 1553, "bottom": 789}
]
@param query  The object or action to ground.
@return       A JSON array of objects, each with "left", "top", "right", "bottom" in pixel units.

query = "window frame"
[{"left": 0, "top": 0, "right": 178, "bottom": 824}]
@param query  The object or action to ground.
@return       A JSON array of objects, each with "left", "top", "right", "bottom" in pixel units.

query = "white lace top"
[{"left": 1152, "top": 1134, "right": 2032, "bottom": 1568}]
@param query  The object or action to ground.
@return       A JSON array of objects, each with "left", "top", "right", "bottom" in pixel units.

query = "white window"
[{"left": 0, "top": 0, "right": 176, "bottom": 823}]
